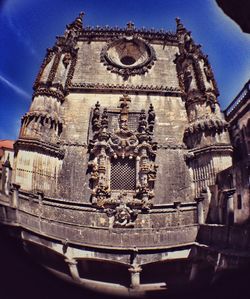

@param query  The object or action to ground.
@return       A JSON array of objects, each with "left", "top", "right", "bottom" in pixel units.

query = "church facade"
[{"left": 0, "top": 13, "right": 235, "bottom": 295}]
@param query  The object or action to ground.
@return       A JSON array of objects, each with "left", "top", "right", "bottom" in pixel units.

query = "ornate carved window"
[{"left": 88, "top": 95, "right": 158, "bottom": 225}]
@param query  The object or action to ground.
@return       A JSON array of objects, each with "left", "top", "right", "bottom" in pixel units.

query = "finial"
[
  {"left": 75, "top": 11, "right": 84, "bottom": 26},
  {"left": 126, "top": 21, "right": 135, "bottom": 30},
  {"left": 175, "top": 17, "right": 186, "bottom": 32},
  {"left": 119, "top": 94, "right": 131, "bottom": 107},
  {"left": 67, "top": 11, "right": 85, "bottom": 31},
  {"left": 79, "top": 11, "right": 85, "bottom": 19}
]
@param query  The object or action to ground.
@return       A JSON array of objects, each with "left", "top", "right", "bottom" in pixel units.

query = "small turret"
[{"left": 174, "top": 19, "right": 228, "bottom": 149}]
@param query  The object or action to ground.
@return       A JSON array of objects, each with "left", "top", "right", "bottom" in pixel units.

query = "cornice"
[
  {"left": 68, "top": 82, "right": 182, "bottom": 95},
  {"left": 184, "top": 116, "right": 228, "bottom": 136},
  {"left": 33, "top": 86, "right": 65, "bottom": 103},
  {"left": 15, "top": 138, "right": 65, "bottom": 159},
  {"left": 59, "top": 142, "right": 186, "bottom": 149},
  {"left": 78, "top": 26, "right": 178, "bottom": 44},
  {"left": 184, "top": 144, "right": 233, "bottom": 161}
]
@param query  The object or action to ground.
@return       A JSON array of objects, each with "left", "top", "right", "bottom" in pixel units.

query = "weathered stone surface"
[{"left": 0, "top": 13, "right": 237, "bottom": 295}]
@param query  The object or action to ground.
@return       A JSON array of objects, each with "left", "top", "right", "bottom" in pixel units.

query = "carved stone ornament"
[
  {"left": 105, "top": 193, "right": 138, "bottom": 228},
  {"left": 88, "top": 95, "right": 158, "bottom": 218},
  {"left": 62, "top": 53, "right": 72, "bottom": 68},
  {"left": 184, "top": 115, "right": 228, "bottom": 137},
  {"left": 20, "top": 110, "right": 63, "bottom": 144},
  {"left": 100, "top": 37, "right": 156, "bottom": 79}
]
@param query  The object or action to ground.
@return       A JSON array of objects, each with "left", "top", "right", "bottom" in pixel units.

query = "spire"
[
  {"left": 67, "top": 11, "right": 84, "bottom": 32},
  {"left": 60, "top": 11, "right": 84, "bottom": 47},
  {"left": 175, "top": 17, "right": 187, "bottom": 34},
  {"left": 126, "top": 21, "right": 135, "bottom": 31},
  {"left": 125, "top": 21, "right": 135, "bottom": 36}
]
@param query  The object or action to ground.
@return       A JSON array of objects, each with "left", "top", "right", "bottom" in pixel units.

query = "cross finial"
[
  {"left": 120, "top": 94, "right": 131, "bottom": 106},
  {"left": 76, "top": 11, "right": 84, "bottom": 26},
  {"left": 175, "top": 17, "right": 186, "bottom": 33},
  {"left": 126, "top": 21, "right": 135, "bottom": 30}
]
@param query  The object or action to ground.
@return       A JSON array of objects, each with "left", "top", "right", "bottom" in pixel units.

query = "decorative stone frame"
[
  {"left": 88, "top": 95, "right": 158, "bottom": 214},
  {"left": 100, "top": 37, "right": 156, "bottom": 79}
]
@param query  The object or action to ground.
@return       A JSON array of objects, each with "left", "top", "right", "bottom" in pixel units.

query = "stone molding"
[
  {"left": 33, "top": 86, "right": 65, "bottom": 103},
  {"left": 15, "top": 138, "right": 65, "bottom": 159},
  {"left": 100, "top": 36, "right": 157, "bottom": 79},
  {"left": 69, "top": 82, "right": 182, "bottom": 95},
  {"left": 184, "top": 116, "right": 228, "bottom": 137},
  {"left": 184, "top": 144, "right": 233, "bottom": 161},
  {"left": 79, "top": 26, "right": 178, "bottom": 44}
]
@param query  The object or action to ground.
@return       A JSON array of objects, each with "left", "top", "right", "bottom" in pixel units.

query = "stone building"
[
  {"left": 0, "top": 13, "right": 234, "bottom": 295},
  {"left": 216, "top": 80, "right": 250, "bottom": 224}
]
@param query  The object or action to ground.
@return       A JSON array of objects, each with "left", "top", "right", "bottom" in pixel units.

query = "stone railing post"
[
  {"left": 12, "top": 183, "right": 20, "bottom": 208},
  {"left": 37, "top": 191, "right": 44, "bottom": 204},
  {"left": 1, "top": 158, "right": 12, "bottom": 196}
]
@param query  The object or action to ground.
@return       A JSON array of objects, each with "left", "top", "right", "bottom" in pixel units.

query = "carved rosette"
[
  {"left": 100, "top": 36, "right": 156, "bottom": 79},
  {"left": 88, "top": 95, "right": 158, "bottom": 225}
]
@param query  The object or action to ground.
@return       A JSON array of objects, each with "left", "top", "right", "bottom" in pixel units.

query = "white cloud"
[
  {"left": 2, "top": 1, "right": 39, "bottom": 58},
  {"left": 0, "top": 74, "right": 30, "bottom": 100},
  {"left": 7, "top": 15, "right": 39, "bottom": 57}
]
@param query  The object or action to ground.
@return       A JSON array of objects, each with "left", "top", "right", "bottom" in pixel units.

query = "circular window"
[
  {"left": 100, "top": 37, "right": 156, "bottom": 78},
  {"left": 120, "top": 56, "right": 136, "bottom": 65}
]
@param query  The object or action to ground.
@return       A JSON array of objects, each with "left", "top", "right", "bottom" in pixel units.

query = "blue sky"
[{"left": 0, "top": 0, "right": 249, "bottom": 140}]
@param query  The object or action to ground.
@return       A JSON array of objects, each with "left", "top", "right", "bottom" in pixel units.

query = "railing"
[{"left": 224, "top": 80, "right": 250, "bottom": 117}]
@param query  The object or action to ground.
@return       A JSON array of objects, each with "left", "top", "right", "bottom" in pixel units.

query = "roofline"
[{"left": 224, "top": 79, "right": 250, "bottom": 118}]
